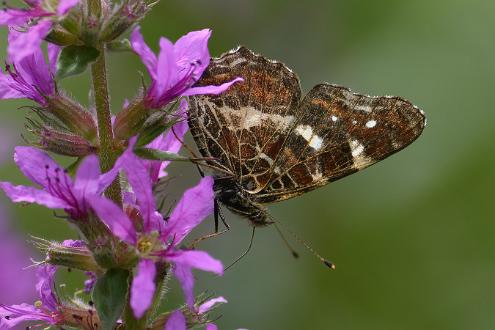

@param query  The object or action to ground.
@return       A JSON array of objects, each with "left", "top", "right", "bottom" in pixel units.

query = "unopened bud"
[
  {"left": 46, "top": 94, "right": 97, "bottom": 140},
  {"left": 39, "top": 127, "right": 96, "bottom": 157},
  {"left": 45, "top": 25, "right": 80, "bottom": 46},
  {"left": 100, "top": 0, "right": 148, "bottom": 42},
  {"left": 113, "top": 97, "right": 148, "bottom": 140},
  {"left": 37, "top": 239, "right": 104, "bottom": 273}
]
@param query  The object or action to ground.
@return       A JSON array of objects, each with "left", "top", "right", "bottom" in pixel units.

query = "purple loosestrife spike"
[
  {"left": 0, "top": 147, "right": 119, "bottom": 220},
  {"left": 0, "top": 0, "right": 80, "bottom": 61},
  {"left": 89, "top": 139, "right": 223, "bottom": 318},
  {"left": 130, "top": 26, "right": 243, "bottom": 109},
  {"left": 0, "top": 265, "right": 63, "bottom": 328}
]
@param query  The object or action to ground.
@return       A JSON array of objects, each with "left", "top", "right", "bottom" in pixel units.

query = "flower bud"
[
  {"left": 36, "top": 239, "right": 104, "bottom": 273},
  {"left": 46, "top": 94, "right": 98, "bottom": 140},
  {"left": 113, "top": 97, "right": 148, "bottom": 140},
  {"left": 38, "top": 127, "right": 96, "bottom": 157},
  {"left": 45, "top": 25, "right": 80, "bottom": 46},
  {"left": 100, "top": 0, "right": 149, "bottom": 42}
]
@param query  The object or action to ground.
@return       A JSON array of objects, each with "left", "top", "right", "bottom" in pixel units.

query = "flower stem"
[{"left": 91, "top": 41, "right": 122, "bottom": 206}]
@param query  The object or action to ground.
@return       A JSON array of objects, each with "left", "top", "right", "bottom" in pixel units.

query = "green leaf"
[
  {"left": 56, "top": 45, "right": 100, "bottom": 79},
  {"left": 133, "top": 147, "right": 190, "bottom": 162},
  {"left": 92, "top": 268, "right": 130, "bottom": 330}
]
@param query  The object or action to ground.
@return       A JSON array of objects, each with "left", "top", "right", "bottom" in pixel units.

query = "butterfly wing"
[
  {"left": 254, "top": 83, "right": 426, "bottom": 203},
  {"left": 188, "top": 46, "right": 302, "bottom": 190}
]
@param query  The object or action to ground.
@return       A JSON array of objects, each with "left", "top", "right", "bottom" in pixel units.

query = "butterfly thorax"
[{"left": 213, "top": 177, "right": 272, "bottom": 227}]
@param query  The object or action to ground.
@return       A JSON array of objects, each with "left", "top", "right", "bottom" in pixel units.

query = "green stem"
[{"left": 91, "top": 41, "right": 122, "bottom": 206}]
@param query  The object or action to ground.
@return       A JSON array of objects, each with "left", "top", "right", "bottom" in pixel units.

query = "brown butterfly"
[{"left": 188, "top": 46, "right": 426, "bottom": 228}]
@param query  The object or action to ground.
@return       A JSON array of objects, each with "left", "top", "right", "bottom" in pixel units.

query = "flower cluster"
[{"left": 0, "top": 0, "right": 244, "bottom": 327}]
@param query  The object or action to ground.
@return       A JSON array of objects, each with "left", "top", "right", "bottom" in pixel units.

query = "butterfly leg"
[
  {"left": 214, "top": 198, "right": 230, "bottom": 232},
  {"left": 189, "top": 228, "right": 229, "bottom": 249}
]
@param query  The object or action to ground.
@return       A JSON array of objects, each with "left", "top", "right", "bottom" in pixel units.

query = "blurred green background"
[{"left": 1, "top": 0, "right": 494, "bottom": 329}]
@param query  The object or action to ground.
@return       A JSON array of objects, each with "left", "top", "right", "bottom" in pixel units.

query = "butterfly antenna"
[
  {"left": 272, "top": 217, "right": 335, "bottom": 270},
  {"left": 274, "top": 223, "right": 299, "bottom": 259},
  {"left": 225, "top": 227, "right": 256, "bottom": 272}
]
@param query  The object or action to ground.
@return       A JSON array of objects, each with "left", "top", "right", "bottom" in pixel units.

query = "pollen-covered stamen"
[{"left": 136, "top": 232, "right": 160, "bottom": 256}]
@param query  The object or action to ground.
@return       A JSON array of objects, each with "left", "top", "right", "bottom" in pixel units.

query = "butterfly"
[{"left": 188, "top": 46, "right": 426, "bottom": 227}]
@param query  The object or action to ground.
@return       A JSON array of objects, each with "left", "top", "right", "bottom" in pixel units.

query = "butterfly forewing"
[{"left": 188, "top": 47, "right": 302, "bottom": 192}]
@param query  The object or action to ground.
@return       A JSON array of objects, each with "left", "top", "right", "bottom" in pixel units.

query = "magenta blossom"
[
  {"left": 0, "top": 146, "right": 118, "bottom": 220},
  {"left": 89, "top": 139, "right": 223, "bottom": 319},
  {"left": 165, "top": 297, "right": 227, "bottom": 330},
  {"left": 144, "top": 99, "right": 189, "bottom": 183},
  {"left": 0, "top": 0, "right": 79, "bottom": 61},
  {"left": 130, "top": 26, "right": 243, "bottom": 109},
  {"left": 0, "top": 32, "right": 59, "bottom": 106},
  {"left": 0, "top": 265, "right": 63, "bottom": 328}
]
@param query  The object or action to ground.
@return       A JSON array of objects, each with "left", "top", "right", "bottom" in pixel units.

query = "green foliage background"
[{"left": 1, "top": 0, "right": 494, "bottom": 329}]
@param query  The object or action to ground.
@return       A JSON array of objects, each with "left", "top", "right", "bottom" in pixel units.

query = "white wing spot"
[
  {"left": 365, "top": 120, "right": 377, "bottom": 128},
  {"left": 331, "top": 115, "right": 338, "bottom": 122},
  {"left": 295, "top": 125, "right": 313, "bottom": 141},
  {"left": 309, "top": 135, "right": 323, "bottom": 150},
  {"left": 350, "top": 139, "right": 365, "bottom": 157},
  {"left": 296, "top": 125, "right": 323, "bottom": 150}
]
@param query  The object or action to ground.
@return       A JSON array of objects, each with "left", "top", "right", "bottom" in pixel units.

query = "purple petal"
[
  {"left": 131, "top": 259, "right": 156, "bottom": 319},
  {"left": 182, "top": 77, "right": 244, "bottom": 97},
  {"left": 47, "top": 43, "right": 61, "bottom": 75},
  {"left": 162, "top": 177, "right": 214, "bottom": 244},
  {"left": 206, "top": 324, "right": 218, "bottom": 330},
  {"left": 0, "top": 9, "right": 30, "bottom": 25},
  {"left": 198, "top": 296, "right": 227, "bottom": 314},
  {"left": 172, "top": 263, "right": 194, "bottom": 308},
  {"left": 57, "top": 0, "right": 79, "bottom": 15},
  {"left": 169, "top": 250, "right": 223, "bottom": 309},
  {"left": 116, "top": 137, "right": 159, "bottom": 233},
  {"left": 96, "top": 164, "right": 121, "bottom": 195},
  {"left": 174, "top": 29, "right": 211, "bottom": 77},
  {"left": 0, "top": 74, "right": 25, "bottom": 99},
  {"left": 8, "top": 20, "right": 52, "bottom": 62},
  {"left": 86, "top": 194, "right": 137, "bottom": 244},
  {"left": 35, "top": 265, "right": 58, "bottom": 311},
  {"left": 130, "top": 27, "right": 157, "bottom": 80},
  {"left": 154, "top": 37, "right": 177, "bottom": 97},
  {"left": 164, "top": 311, "right": 186, "bottom": 330},
  {"left": 0, "top": 303, "right": 53, "bottom": 327},
  {"left": 0, "top": 182, "right": 70, "bottom": 209},
  {"left": 167, "top": 250, "right": 223, "bottom": 276},
  {"left": 62, "top": 239, "right": 86, "bottom": 248},
  {"left": 146, "top": 100, "right": 189, "bottom": 182},
  {"left": 14, "top": 146, "right": 68, "bottom": 188},
  {"left": 73, "top": 155, "right": 101, "bottom": 196}
]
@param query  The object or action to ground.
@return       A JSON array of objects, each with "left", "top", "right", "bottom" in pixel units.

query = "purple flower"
[
  {"left": 89, "top": 140, "right": 223, "bottom": 318},
  {"left": 164, "top": 297, "right": 227, "bottom": 330},
  {"left": 0, "top": 146, "right": 118, "bottom": 220},
  {"left": 0, "top": 265, "right": 63, "bottom": 328},
  {"left": 0, "top": 0, "right": 79, "bottom": 61},
  {"left": 145, "top": 100, "right": 189, "bottom": 183},
  {"left": 130, "top": 26, "right": 243, "bottom": 109},
  {"left": 0, "top": 33, "right": 60, "bottom": 106}
]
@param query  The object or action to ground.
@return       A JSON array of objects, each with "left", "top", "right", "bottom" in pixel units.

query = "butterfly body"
[{"left": 189, "top": 46, "right": 426, "bottom": 226}]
